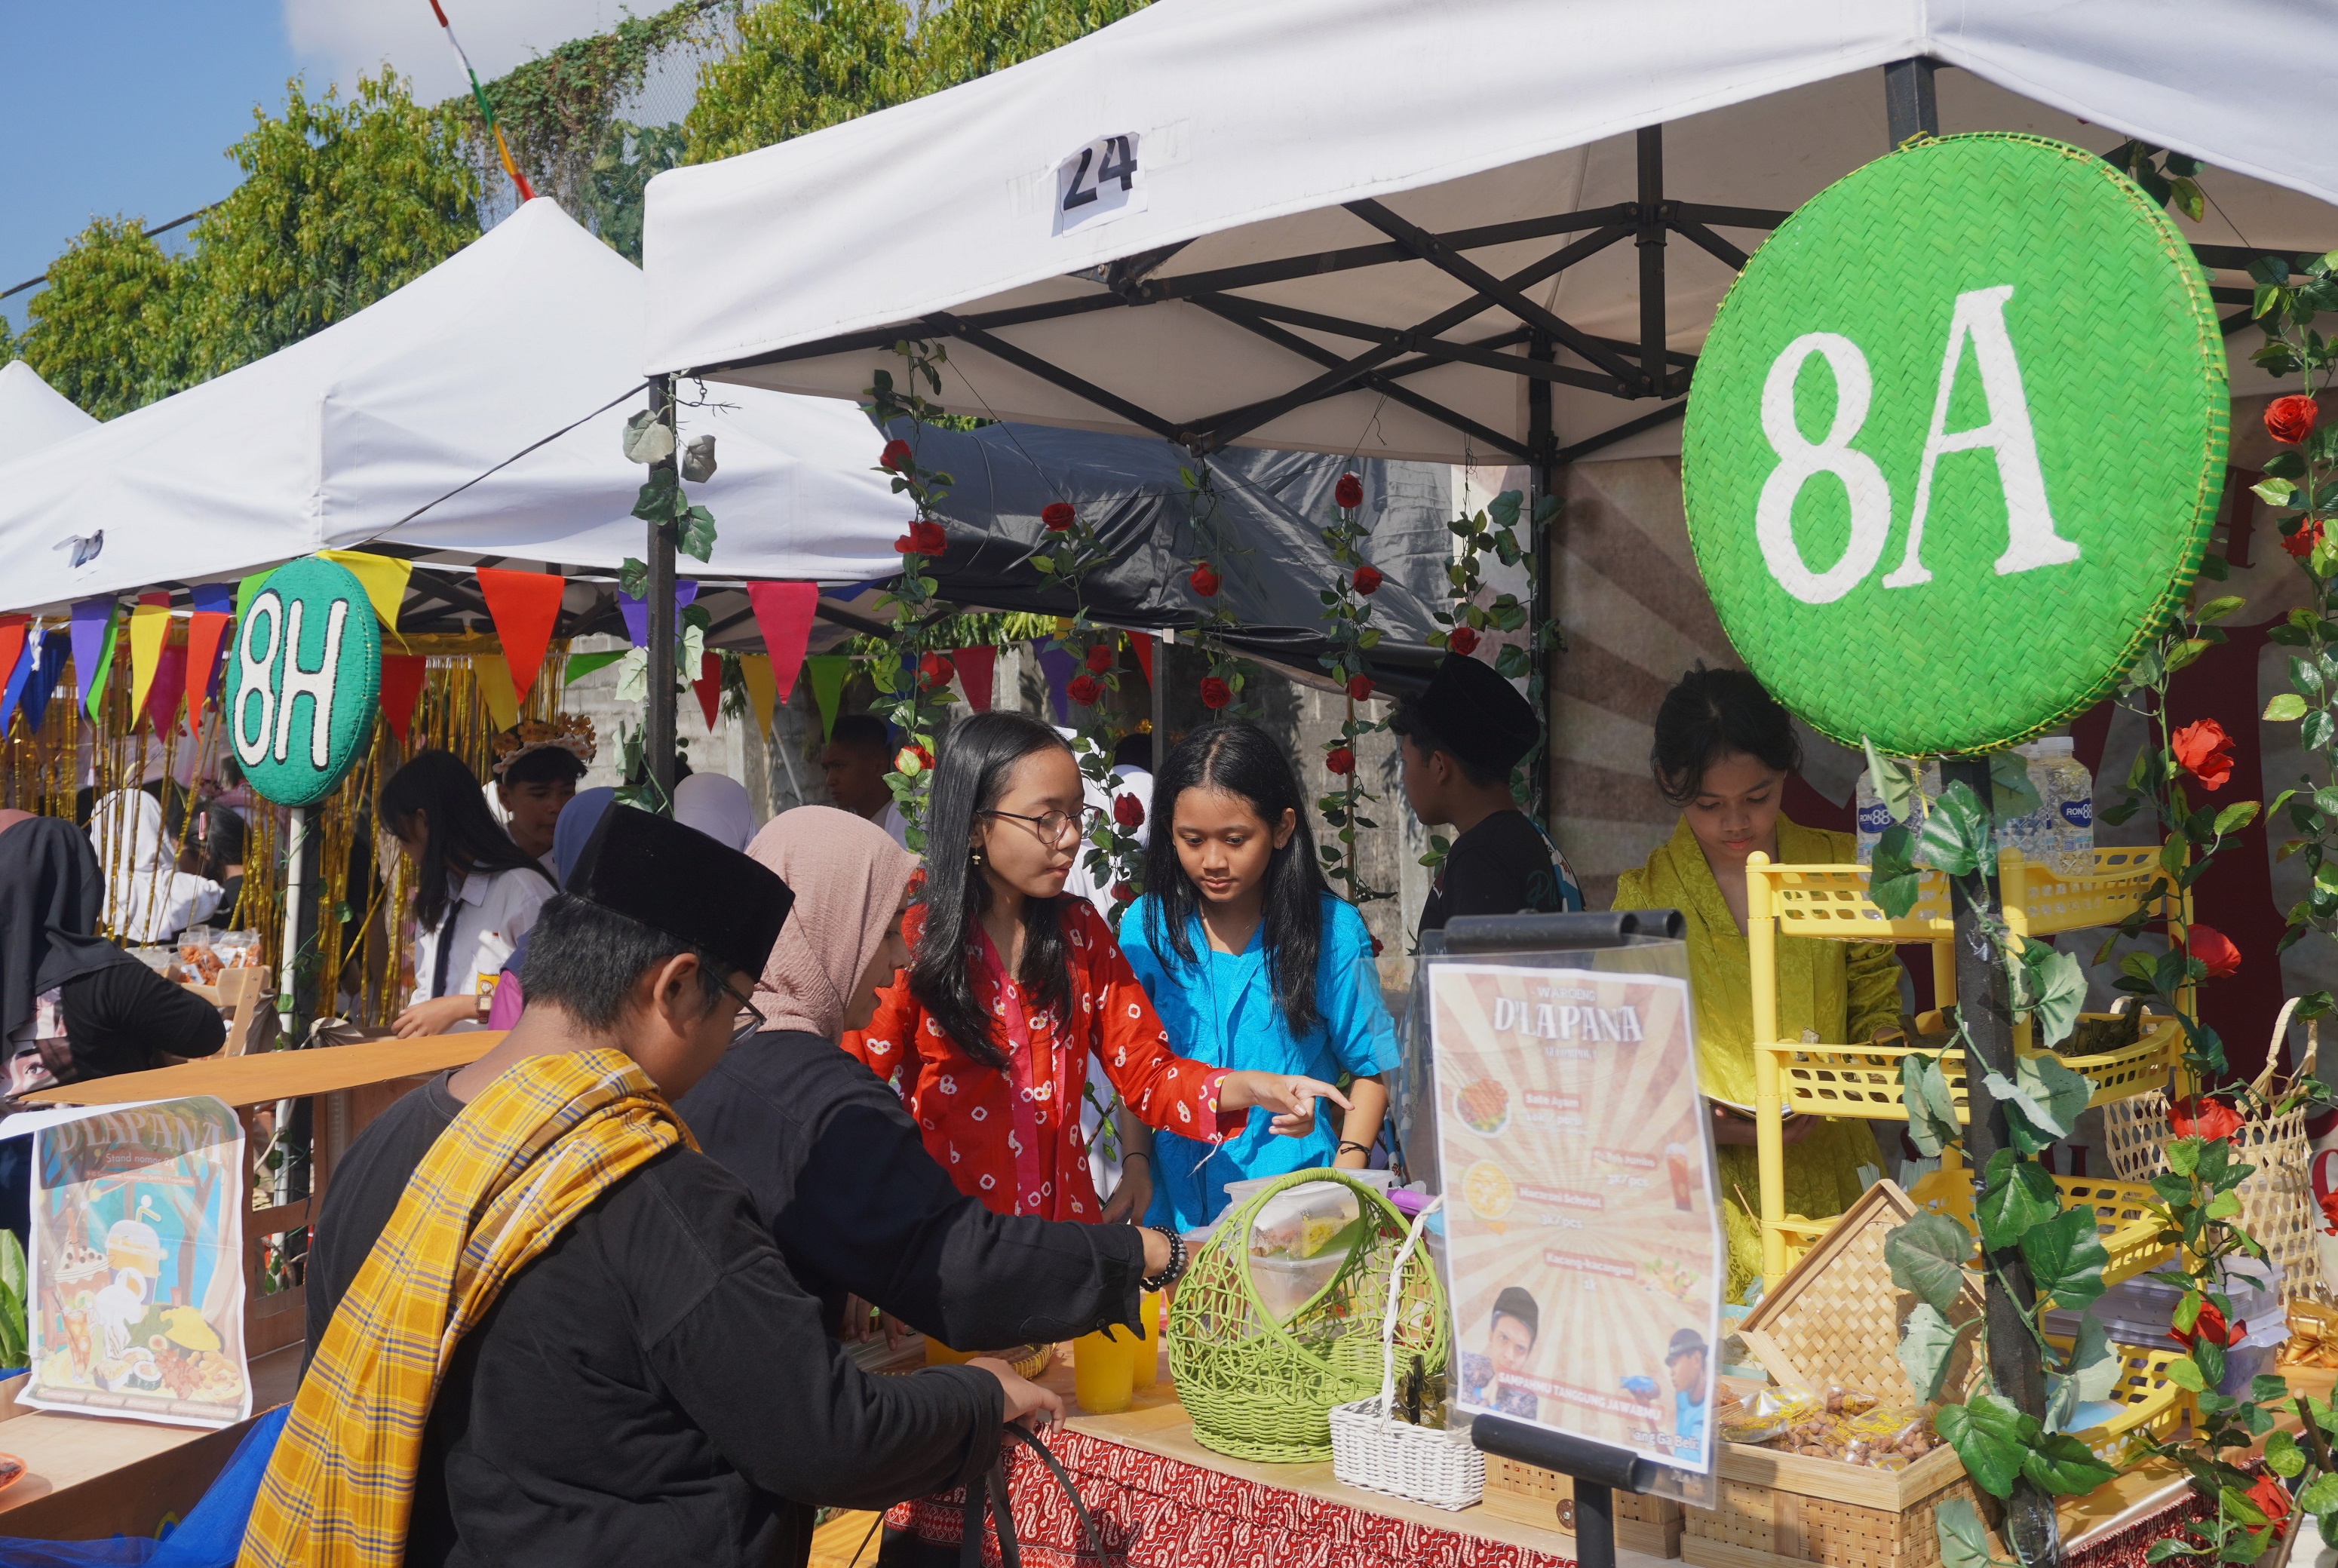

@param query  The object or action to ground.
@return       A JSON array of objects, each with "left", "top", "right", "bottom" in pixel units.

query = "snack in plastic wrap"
[{"left": 1717, "top": 1384, "right": 1937, "bottom": 1467}]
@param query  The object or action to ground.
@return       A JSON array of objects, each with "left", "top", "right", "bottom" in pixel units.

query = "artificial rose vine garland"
[
  {"left": 1316, "top": 471, "right": 1395, "bottom": 907},
  {"left": 1178, "top": 461, "right": 1257, "bottom": 719},
  {"left": 861, "top": 341, "right": 959, "bottom": 852},
  {"left": 1029, "top": 499, "right": 1146, "bottom": 901}
]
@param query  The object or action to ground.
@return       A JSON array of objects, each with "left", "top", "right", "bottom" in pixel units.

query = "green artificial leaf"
[
  {"left": 631, "top": 466, "right": 680, "bottom": 523},
  {"left": 1885, "top": 1210, "right": 1973, "bottom": 1313},
  {"left": 676, "top": 504, "right": 718, "bottom": 562},
  {"left": 1936, "top": 1392, "right": 2029, "bottom": 1498},
  {"left": 1934, "top": 1496, "right": 1999, "bottom": 1568},
  {"left": 2194, "top": 595, "right": 2248, "bottom": 624},
  {"left": 2145, "top": 1541, "right": 2208, "bottom": 1563},
  {"left": 2012, "top": 941, "right": 2089, "bottom": 1049},
  {"left": 2066, "top": 1315, "right": 2122, "bottom": 1402},
  {"left": 1898, "top": 1302, "right": 1965, "bottom": 1402},
  {"left": 1977, "top": 1149, "right": 2060, "bottom": 1251},
  {"left": 2220, "top": 1486, "right": 2268, "bottom": 1529},
  {"left": 1871, "top": 823, "right": 1922, "bottom": 919},
  {"left": 2264, "top": 1428, "right": 2306, "bottom": 1478},
  {"left": 1984, "top": 1051, "right": 2093, "bottom": 1152},
  {"left": 0, "top": 1229, "right": 22, "bottom": 1367},
  {"left": 2212, "top": 802, "right": 2260, "bottom": 836},
  {"left": 2020, "top": 1206, "right": 2109, "bottom": 1312},
  {"left": 1864, "top": 738, "right": 1923, "bottom": 825},
  {"left": 2296, "top": 1473, "right": 2338, "bottom": 1513},
  {"left": 618, "top": 555, "right": 650, "bottom": 600},
  {"left": 1918, "top": 781, "right": 1996, "bottom": 876},
  {"left": 2165, "top": 1355, "right": 2208, "bottom": 1393},
  {"left": 1487, "top": 489, "right": 1523, "bottom": 531},
  {"left": 1991, "top": 750, "right": 2042, "bottom": 821},
  {"left": 2024, "top": 1430, "right": 2119, "bottom": 1495},
  {"left": 1900, "top": 1051, "right": 1962, "bottom": 1156}
]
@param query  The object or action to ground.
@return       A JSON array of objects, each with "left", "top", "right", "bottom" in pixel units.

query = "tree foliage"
[
  {"left": 17, "top": 216, "right": 189, "bottom": 419},
  {"left": 683, "top": 0, "right": 1146, "bottom": 164}
]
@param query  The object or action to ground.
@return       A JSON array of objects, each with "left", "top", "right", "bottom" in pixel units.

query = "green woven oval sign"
[
  {"left": 1682, "top": 134, "right": 2227, "bottom": 756},
  {"left": 227, "top": 557, "right": 382, "bottom": 806}
]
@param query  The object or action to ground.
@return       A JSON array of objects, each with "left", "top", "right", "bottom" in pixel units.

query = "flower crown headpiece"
[{"left": 492, "top": 713, "right": 598, "bottom": 776}]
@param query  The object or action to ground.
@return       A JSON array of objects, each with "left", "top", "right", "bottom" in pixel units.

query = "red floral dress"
[{"left": 844, "top": 898, "right": 1246, "bottom": 1221}]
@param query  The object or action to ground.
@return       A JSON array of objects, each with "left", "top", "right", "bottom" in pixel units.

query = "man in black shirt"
[
  {"left": 265, "top": 807, "right": 1054, "bottom": 1568},
  {"left": 1391, "top": 653, "right": 1583, "bottom": 937}
]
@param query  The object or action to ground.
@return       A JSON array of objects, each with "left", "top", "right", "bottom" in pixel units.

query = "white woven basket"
[{"left": 1327, "top": 1196, "right": 1485, "bottom": 1511}]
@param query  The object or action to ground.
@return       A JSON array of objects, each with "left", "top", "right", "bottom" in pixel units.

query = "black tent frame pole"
[{"left": 645, "top": 374, "right": 680, "bottom": 811}]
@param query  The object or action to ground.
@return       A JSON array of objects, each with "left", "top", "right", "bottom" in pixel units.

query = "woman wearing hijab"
[
  {"left": 677, "top": 805, "right": 1175, "bottom": 1358},
  {"left": 485, "top": 787, "right": 617, "bottom": 1030},
  {"left": 673, "top": 772, "right": 757, "bottom": 852},
  {"left": 1, "top": 817, "right": 226, "bottom": 1237},
  {"left": 86, "top": 787, "right": 224, "bottom": 944}
]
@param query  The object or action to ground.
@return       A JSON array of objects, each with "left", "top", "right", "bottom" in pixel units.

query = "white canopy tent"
[
  {"left": 639, "top": 0, "right": 2338, "bottom": 466},
  {"left": 0, "top": 361, "right": 97, "bottom": 465},
  {"left": 0, "top": 199, "right": 909, "bottom": 622}
]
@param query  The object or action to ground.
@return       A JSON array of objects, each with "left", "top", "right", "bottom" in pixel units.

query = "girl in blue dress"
[{"left": 1118, "top": 720, "right": 1400, "bottom": 1234}]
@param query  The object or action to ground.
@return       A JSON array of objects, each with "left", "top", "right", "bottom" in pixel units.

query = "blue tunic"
[{"left": 1118, "top": 891, "right": 1400, "bottom": 1233}]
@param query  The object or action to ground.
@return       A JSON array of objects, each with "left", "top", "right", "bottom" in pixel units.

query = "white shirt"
[
  {"left": 409, "top": 865, "right": 554, "bottom": 1010},
  {"left": 876, "top": 799, "right": 911, "bottom": 852}
]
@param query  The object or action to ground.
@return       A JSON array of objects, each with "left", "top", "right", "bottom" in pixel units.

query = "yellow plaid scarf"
[{"left": 239, "top": 1048, "right": 692, "bottom": 1568}]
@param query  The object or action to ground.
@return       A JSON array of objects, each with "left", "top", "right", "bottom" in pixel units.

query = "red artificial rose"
[
  {"left": 1198, "top": 677, "right": 1232, "bottom": 709},
  {"left": 1370, "top": 935, "right": 1384, "bottom": 957},
  {"left": 2284, "top": 517, "right": 2327, "bottom": 559},
  {"left": 2187, "top": 923, "right": 2243, "bottom": 980},
  {"left": 1352, "top": 564, "right": 1383, "bottom": 596},
  {"left": 880, "top": 437, "right": 913, "bottom": 470},
  {"left": 1084, "top": 643, "right": 1115, "bottom": 674},
  {"left": 1042, "top": 502, "right": 1075, "bottom": 532},
  {"left": 1335, "top": 473, "right": 1364, "bottom": 510},
  {"left": 1113, "top": 792, "right": 1145, "bottom": 830},
  {"left": 1067, "top": 674, "right": 1103, "bottom": 707},
  {"left": 895, "top": 519, "right": 947, "bottom": 555},
  {"left": 1189, "top": 564, "right": 1220, "bottom": 598},
  {"left": 894, "top": 744, "right": 933, "bottom": 775},
  {"left": 2170, "top": 1094, "right": 2245, "bottom": 1142},
  {"left": 1111, "top": 882, "right": 1136, "bottom": 904},
  {"left": 1346, "top": 674, "right": 1375, "bottom": 701},
  {"left": 919, "top": 652, "right": 956, "bottom": 690},
  {"left": 2249, "top": 1473, "right": 2293, "bottom": 1538},
  {"left": 2170, "top": 718, "right": 2234, "bottom": 792},
  {"left": 2171, "top": 1298, "right": 2240, "bottom": 1352},
  {"left": 2266, "top": 394, "right": 2320, "bottom": 446},
  {"left": 2318, "top": 1184, "right": 2338, "bottom": 1236},
  {"left": 1326, "top": 747, "right": 1355, "bottom": 775},
  {"left": 1447, "top": 625, "right": 1480, "bottom": 657}
]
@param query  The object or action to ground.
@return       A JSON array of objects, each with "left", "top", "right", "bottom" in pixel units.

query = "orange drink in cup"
[
  {"left": 1072, "top": 1328, "right": 1137, "bottom": 1414},
  {"left": 924, "top": 1337, "right": 979, "bottom": 1366},
  {"left": 1131, "top": 1290, "right": 1162, "bottom": 1389}
]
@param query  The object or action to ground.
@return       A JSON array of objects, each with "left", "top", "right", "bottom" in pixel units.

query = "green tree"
[
  {"left": 910, "top": 0, "right": 1149, "bottom": 94},
  {"left": 178, "top": 72, "right": 480, "bottom": 380},
  {"left": 583, "top": 121, "right": 690, "bottom": 265},
  {"left": 683, "top": 0, "right": 919, "bottom": 163},
  {"left": 17, "top": 216, "right": 190, "bottom": 419}
]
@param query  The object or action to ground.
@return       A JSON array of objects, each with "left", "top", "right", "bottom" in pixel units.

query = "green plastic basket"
[{"left": 1166, "top": 1168, "right": 1449, "bottom": 1464}]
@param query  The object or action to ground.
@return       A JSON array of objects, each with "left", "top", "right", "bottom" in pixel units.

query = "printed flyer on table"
[{"left": 1431, "top": 962, "right": 1723, "bottom": 1471}]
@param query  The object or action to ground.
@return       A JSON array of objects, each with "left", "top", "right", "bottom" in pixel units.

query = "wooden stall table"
[{"left": 0, "top": 1032, "right": 499, "bottom": 1544}]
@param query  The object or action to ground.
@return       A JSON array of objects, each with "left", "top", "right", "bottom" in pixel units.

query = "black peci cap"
[
  {"left": 566, "top": 805, "right": 793, "bottom": 980},
  {"left": 1423, "top": 655, "right": 1541, "bottom": 776}
]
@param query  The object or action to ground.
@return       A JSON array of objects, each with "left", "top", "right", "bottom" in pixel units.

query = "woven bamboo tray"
[
  {"left": 1904, "top": 1168, "right": 2174, "bottom": 1290},
  {"left": 1480, "top": 1456, "right": 1684, "bottom": 1557},
  {"left": 1765, "top": 1017, "right": 2180, "bottom": 1122}
]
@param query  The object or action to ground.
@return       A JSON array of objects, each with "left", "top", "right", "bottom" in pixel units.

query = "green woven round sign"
[
  {"left": 1682, "top": 134, "right": 2228, "bottom": 756},
  {"left": 227, "top": 557, "right": 382, "bottom": 807}
]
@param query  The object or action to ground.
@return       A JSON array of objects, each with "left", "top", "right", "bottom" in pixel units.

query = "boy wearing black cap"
[
  {"left": 253, "top": 806, "right": 1054, "bottom": 1568},
  {"left": 1389, "top": 654, "right": 1582, "bottom": 935}
]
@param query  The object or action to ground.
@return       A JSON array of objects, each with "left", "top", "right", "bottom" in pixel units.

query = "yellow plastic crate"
[
  {"left": 1907, "top": 1168, "right": 2174, "bottom": 1289},
  {"left": 2005, "top": 848, "right": 2177, "bottom": 939},
  {"left": 2051, "top": 1337, "right": 2191, "bottom": 1465},
  {"left": 1763, "top": 1016, "right": 2178, "bottom": 1122},
  {"left": 1750, "top": 852, "right": 2176, "bottom": 946}
]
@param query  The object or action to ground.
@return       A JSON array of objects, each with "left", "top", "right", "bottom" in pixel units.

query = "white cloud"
[{"left": 281, "top": 0, "right": 637, "bottom": 102}]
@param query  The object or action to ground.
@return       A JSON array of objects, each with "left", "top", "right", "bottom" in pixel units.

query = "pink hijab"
[{"left": 743, "top": 805, "right": 919, "bottom": 1039}]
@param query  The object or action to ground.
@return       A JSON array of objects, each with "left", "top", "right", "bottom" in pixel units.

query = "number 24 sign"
[{"left": 1054, "top": 132, "right": 1142, "bottom": 237}]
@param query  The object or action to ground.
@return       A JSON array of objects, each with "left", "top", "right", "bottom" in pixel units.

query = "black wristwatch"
[{"left": 1139, "top": 1224, "right": 1187, "bottom": 1293}]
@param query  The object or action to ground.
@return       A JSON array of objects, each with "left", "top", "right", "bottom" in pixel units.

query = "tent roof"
[
  {"left": 0, "top": 361, "right": 97, "bottom": 464},
  {"left": 0, "top": 200, "right": 911, "bottom": 619},
  {"left": 641, "top": 0, "right": 2338, "bottom": 464}
]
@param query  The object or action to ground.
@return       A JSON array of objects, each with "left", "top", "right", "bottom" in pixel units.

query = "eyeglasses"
[
  {"left": 978, "top": 805, "right": 1102, "bottom": 846},
  {"left": 723, "top": 977, "right": 764, "bottom": 1045}
]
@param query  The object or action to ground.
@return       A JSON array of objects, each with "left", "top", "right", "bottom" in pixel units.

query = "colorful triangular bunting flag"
[
  {"left": 692, "top": 652, "right": 724, "bottom": 731},
  {"left": 475, "top": 566, "right": 565, "bottom": 698},
  {"left": 70, "top": 597, "right": 117, "bottom": 720},
  {"left": 738, "top": 654, "right": 778, "bottom": 736},
  {"left": 128, "top": 600, "right": 171, "bottom": 726},
  {"left": 745, "top": 581, "right": 818, "bottom": 704},
  {"left": 317, "top": 550, "right": 412, "bottom": 632},
  {"left": 473, "top": 652, "right": 521, "bottom": 732},
  {"left": 954, "top": 645, "right": 996, "bottom": 713},
  {"left": 186, "top": 584, "right": 235, "bottom": 740},
  {"left": 379, "top": 655, "right": 428, "bottom": 745},
  {"left": 805, "top": 655, "right": 851, "bottom": 742}
]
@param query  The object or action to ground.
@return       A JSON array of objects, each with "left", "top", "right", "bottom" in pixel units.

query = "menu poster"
[
  {"left": 1431, "top": 962, "right": 1723, "bottom": 1471},
  {"left": 19, "top": 1097, "right": 251, "bottom": 1428}
]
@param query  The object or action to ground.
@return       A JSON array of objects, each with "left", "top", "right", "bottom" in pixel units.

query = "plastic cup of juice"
[
  {"left": 1131, "top": 1290, "right": 1162, "bottom": 1389},
  {"left": 1072, "top": 1328, "right": 1137, "bottom": 1414},
  {"left": 924, "top": 1337, "right": 979, "bottom": 1366}
]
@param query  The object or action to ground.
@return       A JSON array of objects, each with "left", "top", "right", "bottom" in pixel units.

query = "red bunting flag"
[
  {"left": 475, "top": 566, "right": 565, "bottom": 698},
  {"left": 693, "top": 651, "right": 724, "bottom": 730},
  {"left": 1132, "top": 633, "right": 1156, "bottom": 688},
  {"left": 745, "top": 581, "right": 819, "bottom": 704},
  {"left": 0, "top": 618, "right": 26, "bottom": 705},
  {"left": 953, "top": 645, "right": 996, "bottom": 712},
  {"left": 144, "top": 644, "right": 187, "bottom": 734},
  {"left": 379, "top": 655, "right": 428, "bottom": 745},
  {"left": 184, "top": 612, "right": 234, "bottom": 738}
]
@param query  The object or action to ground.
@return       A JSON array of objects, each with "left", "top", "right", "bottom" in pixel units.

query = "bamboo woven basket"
[
  {"left": 1479, "top": 1458, "right": 1686, "bottom": 1557},
  {"left": 2101, "top": 1000, "right": 2324, "bottom": 1303}
]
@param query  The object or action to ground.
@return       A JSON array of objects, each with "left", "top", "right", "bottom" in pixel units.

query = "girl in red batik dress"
[{"left": 846, "top": 712, "right": 1346, "bottom": 1229}]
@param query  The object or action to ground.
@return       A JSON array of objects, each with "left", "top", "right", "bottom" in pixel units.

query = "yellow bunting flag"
[
  {"left": 738, "top": 654, "right": 778, "bottom": 738},
  {"left": 127, "top": 602, "right": 171, "bottom": 724},
  {"left": 317, "top": 550, "right": 413, "bottom": 633},
  {"left": 473, "top": 652, "right": 522, "bottom": 732}
]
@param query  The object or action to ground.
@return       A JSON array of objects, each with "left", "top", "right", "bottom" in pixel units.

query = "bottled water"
[
  {"left": 2033, "top": 738, "right": 2094, "bottom": 879},
  {"left": 1994, "top": 742, "right": 2054, "bottom": 873},
  {"left": 1855, "top": 761, "right": 1939, "bottom": 865}
]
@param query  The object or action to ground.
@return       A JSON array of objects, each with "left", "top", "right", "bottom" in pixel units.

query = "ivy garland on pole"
[
  {"left": 863, "top": 341, "right": 958, "bottom": 852},
  {"left": 1316, "top": 472, "right": 1395, "bottom": 907},
  {"left": 615, "top": 400, "right": 722, "bottom": 807},
  {"left": 1029, "top": 501, "right": 1147, "bottom": 901}
]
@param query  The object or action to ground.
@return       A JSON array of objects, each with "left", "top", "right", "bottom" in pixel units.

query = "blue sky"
[{"left": 2, "top": 0, "right": 627, "bottom": 330}]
